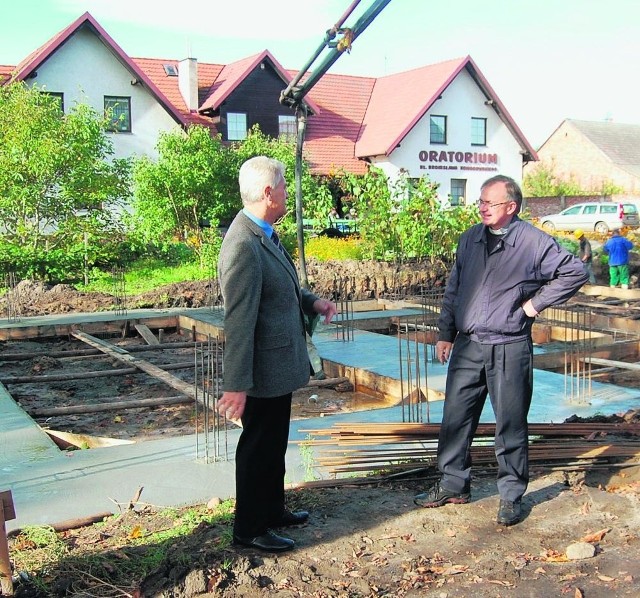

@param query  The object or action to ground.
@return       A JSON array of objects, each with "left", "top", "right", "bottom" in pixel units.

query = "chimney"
[{"left": 178, "top": 57, "right": 198, "bottom": 111}]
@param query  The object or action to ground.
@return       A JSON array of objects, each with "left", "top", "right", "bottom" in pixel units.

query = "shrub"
[{"left": 302, "top": 235, "right": 364, "bottom": 262}]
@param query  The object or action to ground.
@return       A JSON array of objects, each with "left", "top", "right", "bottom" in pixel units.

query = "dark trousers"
[
  {"left": 437, "top": 335, "right": 533, "bottom": 502},
  {"left": 233, "top": 393, "right": 292, "bottom": 537}
]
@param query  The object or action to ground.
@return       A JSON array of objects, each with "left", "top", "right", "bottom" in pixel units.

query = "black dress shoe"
[
  {"left": 414, "top": 485, "right": 470, "bottom": 508},
  {"left": 233, "top": 530, "right": 295, "bottom": 552},
  {"left": 496, "top": 499, "right": 522, "bottom": 526},
  {"left": 277, "top": 509, "right": 309, "bottom": 527}
]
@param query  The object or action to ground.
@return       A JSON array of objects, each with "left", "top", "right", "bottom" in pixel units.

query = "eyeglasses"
[{"left": 476, "top": 199, "right": 512, "bottom": 209}]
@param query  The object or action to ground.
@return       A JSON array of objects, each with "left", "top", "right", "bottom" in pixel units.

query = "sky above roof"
[{"left": 2, "top": 0, "right": 638, "bottom": 149}]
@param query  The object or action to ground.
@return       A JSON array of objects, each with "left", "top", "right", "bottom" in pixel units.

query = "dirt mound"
[{"left": 1, "top": 259, "right": 449, "bottom": 317}]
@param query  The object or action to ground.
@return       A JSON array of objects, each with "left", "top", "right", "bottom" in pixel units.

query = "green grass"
[
  {"left": 10, "top": 501, "right": 236, "bottom": 595},
  {"left": 79, "top": 258, "right": 212, "bottom": 295}
]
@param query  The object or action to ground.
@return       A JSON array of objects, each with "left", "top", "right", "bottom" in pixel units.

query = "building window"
[
  {"left": 450, "top": 179, "right": 466, "bottom": 206},
  {"left": 278, "top": 115, "right": 296, "bottom": 141},
  {"left": 430, "top": 115, "right": 446, "bottom": 144},
  {"left": 227, "top": 112, "right": 247, "bottom": 141},
  {"left": 41, "top": 91, "right": 64, "bottom": 113},
  {"left": 104, "top": 96, "right": 131, "bottom": 132},
  {"left": 471, "top": 117, "right": 487, "bottom": 146}
]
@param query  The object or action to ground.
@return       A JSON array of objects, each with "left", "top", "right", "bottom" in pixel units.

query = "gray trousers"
[{"left": 437, "top": 335, "right": 533, "bottom": 502}]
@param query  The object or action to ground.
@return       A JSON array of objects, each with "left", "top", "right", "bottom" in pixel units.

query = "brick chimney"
[{"left": 178, "top": 57, "right": 198, "bottom": 111}]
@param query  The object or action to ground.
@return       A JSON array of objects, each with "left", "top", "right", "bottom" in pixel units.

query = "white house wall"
[
  {"left": 25, "top": 28, "right": 180, "bottom": 160},
  {"left": 370, "top": 70, "right": 524, "bottom": 205}
]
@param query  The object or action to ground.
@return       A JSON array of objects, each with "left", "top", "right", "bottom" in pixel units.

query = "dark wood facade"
[{"left": 215, "top": 63, "right": 296, "bottom": 142}]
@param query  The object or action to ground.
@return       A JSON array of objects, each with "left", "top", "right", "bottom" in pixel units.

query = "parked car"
[{"left": 539, "top": 202, "right": 640, "bottom": 234}]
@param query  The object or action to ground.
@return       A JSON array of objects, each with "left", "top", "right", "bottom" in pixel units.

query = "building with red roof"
[{"left": 1, "top": 12, "right": 537, "bottom": 204}]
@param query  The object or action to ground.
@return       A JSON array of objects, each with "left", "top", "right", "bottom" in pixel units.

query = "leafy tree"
[
  {"left": 396, "top": 175, "right": 479, "bottom": 261},
  {"left": 130, "top": 124, "right": 327, "bottom": 262},
  {"left": 0, "top": 82, "right": 131, "bottom": 281},
  {"left": 130, "top": 125, "right": 229, "bottom": 264},
  {"left": 232, "top": 125, "right": 326, "bottom": 225},
  {"left": 523, "top": 163, "right": 557, "bottom": 197},
  {"left": 340, "top": 167, "right": 479, "bottom": 261}
]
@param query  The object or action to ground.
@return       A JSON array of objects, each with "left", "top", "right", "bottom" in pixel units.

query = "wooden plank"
[
  {"left": 0, "top": 490, "right": 14, "bottom": 595},
  {"left": 580, "top": 285, "right": 640, "bottom": 299},
  {"left": 0, "top": 340, "right": 196, "bottom": 361},
  {"left": 0, "top": 491, "right": 15, "bottom": 521},
  {"left": 584, "top": 357, "right": 640, "bottom": 371},
  {"left": 134, "top": 324, "right": 159, "bottom": 345},
  {"left": 0, "top": 361, "right": 194, "bottom": 384},
  {"left": 0, "top": 315, "right": 179, "bottom": 341},
  {"left": 322, "top": 361, "right": 444, "bottom": 405},
  {"left": 71, "top": 330, "right": 205, "bottom": 407},
  {"left": 29, "top": 395, "right": 192, "bottom": 417}
]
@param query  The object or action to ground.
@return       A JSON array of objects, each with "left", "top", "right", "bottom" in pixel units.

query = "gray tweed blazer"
[{"left": 218, "top": 211, "right": 319, "bottom": 398}]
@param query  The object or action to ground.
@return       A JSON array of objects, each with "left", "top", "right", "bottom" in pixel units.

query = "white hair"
[{"left": 238, "top": 156, "right": 286, "bottom": 205}]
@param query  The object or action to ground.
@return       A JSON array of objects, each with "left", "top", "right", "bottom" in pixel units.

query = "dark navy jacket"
[{"left": 438, "top": 217, "right": 589, "bottom": 344}]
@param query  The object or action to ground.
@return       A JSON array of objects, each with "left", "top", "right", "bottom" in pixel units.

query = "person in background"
[
  {"left": 574, "top": 229, "right": 596, "bottom": 284},
  {"left": 217, "top": 156, "right": 337, "bottom": 552},
  {"left": 603, "top": 229, "right": 634, "bottom": 289},
  {"left": 328, "top": 207, "right": 339, "bottom": 227},
  {"left": 413, "top": 175, "right": 588, "bottom": 526}
]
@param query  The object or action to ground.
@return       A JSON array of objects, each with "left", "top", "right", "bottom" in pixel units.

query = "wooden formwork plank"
[
  {"left": 584, "top": 357, "right": 640, "bottom": 371},
  {"left": 533, "top": 339, "right": 640, "bottom": 370},
  {"left": 322, "top": 361, "right": 444, "bottom": 406},
  {"left": 71, "top": 330, "right": 203, "bottom": 406},
  {"left": 134, "top": 324, "right": 159, "bottom": 345}
]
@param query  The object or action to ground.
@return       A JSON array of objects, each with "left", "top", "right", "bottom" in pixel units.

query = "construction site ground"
[{"left": 2, "top": 275, "right": 640, "bottom": 597}]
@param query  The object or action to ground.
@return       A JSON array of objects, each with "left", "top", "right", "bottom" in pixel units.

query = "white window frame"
[
  {"left": 471, "top": 117, "right": 487, "bottom": 146},
  {"left": 227, "top": 112, "right": 247, "bottom": 141},
  {"left": 450, "top": 179, "right": 467, "bottom": 206}
]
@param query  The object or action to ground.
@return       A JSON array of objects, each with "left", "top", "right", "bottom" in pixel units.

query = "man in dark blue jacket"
[{"left": 414, "top": 175, "right": 588, "bottom": 526}]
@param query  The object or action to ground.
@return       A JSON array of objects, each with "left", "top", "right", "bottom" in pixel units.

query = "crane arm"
[{"left": 280, "top": 0, "right": 393, "bottom": 110}]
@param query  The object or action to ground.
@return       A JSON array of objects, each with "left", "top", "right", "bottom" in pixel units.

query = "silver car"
[{"left": 540, "top": 202, "right": 640, "bottom": 234}]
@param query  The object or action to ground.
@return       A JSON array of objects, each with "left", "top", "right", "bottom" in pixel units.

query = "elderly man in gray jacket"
[
  {"left": 217, "top": 156, "right": 336, "bottom": 552},
  {"left": 414, "top": 175, "right": 588, "bottom": 526}
]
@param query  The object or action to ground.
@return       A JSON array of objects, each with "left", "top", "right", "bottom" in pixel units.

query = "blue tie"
[{"left": 271, "top": 230, "right": 286, "bottom": 255}]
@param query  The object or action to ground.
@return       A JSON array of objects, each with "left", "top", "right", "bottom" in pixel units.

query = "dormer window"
[{"left": 163, "top": 64, "right": 178, "bottom": 77}]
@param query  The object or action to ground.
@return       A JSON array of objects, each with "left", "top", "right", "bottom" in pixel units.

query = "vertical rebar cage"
[
  {"left": 194, "top": 333, "right": 229, "bottom": 463},
  {"left": 3, "top": 272, "right": 22, "bottom": 322}
]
